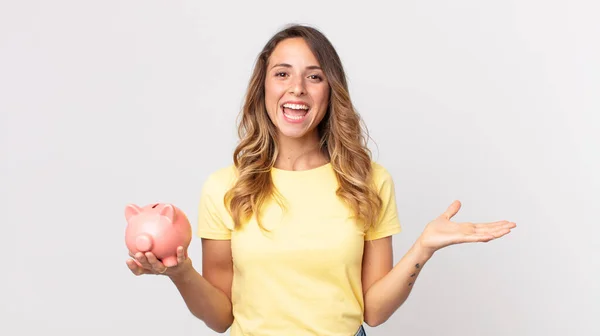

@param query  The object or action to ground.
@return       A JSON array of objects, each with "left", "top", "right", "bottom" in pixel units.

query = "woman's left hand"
[{"left": 417, "top": 200, "right": 517, "bottom": 256}]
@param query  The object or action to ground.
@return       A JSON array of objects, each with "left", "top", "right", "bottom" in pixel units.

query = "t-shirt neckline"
[{"left": 270, "top": 162, "right": 332, "bottom": 175}]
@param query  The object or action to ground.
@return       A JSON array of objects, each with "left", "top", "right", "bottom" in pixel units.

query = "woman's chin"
[
  {"left": 276, "top": 125, "right": 319, "bottom": 140},
  {"left": 279, "top": 129, "right": 309, "bottom": 139},
  {"left": 273, "top": 111, "right": 323, "bottom": 141}
]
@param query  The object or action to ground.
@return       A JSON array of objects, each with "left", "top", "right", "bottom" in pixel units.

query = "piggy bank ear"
[
  {"left": 125, "top": 204, "right": 142, "bottom": 221},
  {"left": 160, "top": 204, "right": 175, "bottom": 223}
]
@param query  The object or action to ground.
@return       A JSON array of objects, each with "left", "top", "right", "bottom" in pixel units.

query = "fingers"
[
  {"left": 127, "top": 247, "right": 188, "bottom": 276},
  {"left": 134, "top": 252, "right": 153, "bottom": 270},
  {"left": 131, "top": 252, "right": 167, "bottom": 274},
  {"left": 470, "top": 222, "right": 515, "bottom": 242},
  {"left": 488, "top": 226, "right": 514, "bottom": 239},
  {"left": 441, "top": 200, "right": 462, "bottom": 220},
  {"left": 126, "top": 258, "right": 148, "bottom": 276},
  {"left": 465, "top": 234, "right": 495, "bottom": 243},
  {"left": 473, "top": 221, "right": 516, "bottom": 234},
  {"left": 145, "top": 252, "right": 168, "bottom": 274},
  {"left": 177, "top": 246, "right": 186, "bottom": 264}
]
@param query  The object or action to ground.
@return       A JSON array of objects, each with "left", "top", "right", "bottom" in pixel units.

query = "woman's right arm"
[
  {"left": 168, "top": 239, "right": 234, "bottom": 333},
  {"left": 128, "top": 239, "right": 234, "bottom": 333}
]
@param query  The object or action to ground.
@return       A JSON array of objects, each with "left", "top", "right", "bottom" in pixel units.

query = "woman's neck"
[{"left": 274, "top": 133, "right": 329, "bottom": 171}]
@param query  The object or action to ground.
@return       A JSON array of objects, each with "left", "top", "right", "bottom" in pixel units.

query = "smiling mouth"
[{"left": 281, "top": 103, "right": 310, "bottom": 121}]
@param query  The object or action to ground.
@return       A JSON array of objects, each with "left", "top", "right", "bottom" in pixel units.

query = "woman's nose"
[{"left": 288, "top": 77, "right": 306, "bottom": 96}]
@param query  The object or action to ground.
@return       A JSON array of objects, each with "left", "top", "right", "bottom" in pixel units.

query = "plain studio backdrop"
[{"left": 1, "top": 1, "right": 598, "bottom": 335}]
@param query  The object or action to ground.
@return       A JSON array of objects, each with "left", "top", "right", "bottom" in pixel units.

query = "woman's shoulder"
[
  {"left": 370, "top": 160, "right": 393, "bottom": 178},
  {"left": 202, "top": 164, "right": 238, "bottom": 194},
  {"left": 207, "top": 163, "right": 238, "bottom": 180},
  {"left": 368, "top": 160, "right": 397, "bottom": 191}
]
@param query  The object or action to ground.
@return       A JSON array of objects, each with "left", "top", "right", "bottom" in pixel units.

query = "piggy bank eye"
[{"left": 152, "top": 204, "right": 159, "bottom": 209}]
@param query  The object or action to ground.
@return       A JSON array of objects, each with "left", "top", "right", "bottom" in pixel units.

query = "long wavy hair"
[{"left": 224, "top": 24, "right": 382, "bottom": 232}]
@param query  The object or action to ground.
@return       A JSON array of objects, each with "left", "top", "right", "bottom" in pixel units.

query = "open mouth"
[{"left": 281, "top": 103, "right": 310, "bottom": 122}]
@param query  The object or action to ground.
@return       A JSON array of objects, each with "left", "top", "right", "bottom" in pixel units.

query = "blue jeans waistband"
[{"left": 355, "top": 325, "right": 366, "bottom": 336}]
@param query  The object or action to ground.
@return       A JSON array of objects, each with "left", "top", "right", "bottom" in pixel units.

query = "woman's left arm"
[
  {"left": 362, "top": 236, "right": 432, "bottom": 327},
  {"left": 362, "top": 200, "right": 516, "bottom": 327}
]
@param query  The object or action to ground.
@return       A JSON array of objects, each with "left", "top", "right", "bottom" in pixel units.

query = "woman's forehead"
[{"left": 268, "top": 38, "right": 321, "bottom": 68}]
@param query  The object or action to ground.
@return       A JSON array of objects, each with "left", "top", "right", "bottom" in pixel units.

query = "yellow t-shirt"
[{"left": 196, "top": 161, "right": 402, "bottom": 336}]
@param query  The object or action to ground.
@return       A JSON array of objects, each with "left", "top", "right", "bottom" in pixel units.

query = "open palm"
[{"left": 418, "top": 200, "right": 517, "bottom": 255}]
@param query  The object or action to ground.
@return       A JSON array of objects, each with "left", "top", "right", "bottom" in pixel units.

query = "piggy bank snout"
[{"left": 135, "top": 233, "right": 153, "bottom": 252}]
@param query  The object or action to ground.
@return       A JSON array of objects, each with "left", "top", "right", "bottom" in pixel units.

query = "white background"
[{"left": 1, "top": 0, "right": 598, "bottom": 335}]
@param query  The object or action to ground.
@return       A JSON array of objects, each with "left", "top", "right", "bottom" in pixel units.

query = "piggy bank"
[{"left": 125, "top": 203, "right": 192, "bottom": 267}]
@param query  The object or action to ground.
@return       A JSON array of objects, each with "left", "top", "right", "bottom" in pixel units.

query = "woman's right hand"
[{"left": 126, "top": 246, "right": 192, "bottom": 278}]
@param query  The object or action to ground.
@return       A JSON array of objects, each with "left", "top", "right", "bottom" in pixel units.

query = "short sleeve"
[
  {"left": 365, "top": 164, "right": 402, "bottom": 241},
  {"left": 196, "top": 167, "right": 236, "bottom": 240}
]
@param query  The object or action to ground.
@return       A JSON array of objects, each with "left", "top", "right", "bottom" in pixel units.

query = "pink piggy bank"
[{"left": 125, "top": 203, "right": 192, "bottom": 268}]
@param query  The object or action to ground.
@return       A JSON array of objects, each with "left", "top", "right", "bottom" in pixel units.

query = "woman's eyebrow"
[{"left": 270, "top": 63, "right": 322, "bottom": 70}]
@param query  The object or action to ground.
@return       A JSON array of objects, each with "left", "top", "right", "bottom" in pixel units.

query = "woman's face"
[{"left": 264, "top": 37, "right": 330, "bottom": 141}]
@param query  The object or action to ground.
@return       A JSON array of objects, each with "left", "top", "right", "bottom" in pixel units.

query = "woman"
[{"left": 126, "top": 24, "right": 516, "bottom": 336}]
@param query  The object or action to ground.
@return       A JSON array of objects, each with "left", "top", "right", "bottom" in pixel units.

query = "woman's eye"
[{"left": 274, "top": 72, "right": 322, "bottom": 81}]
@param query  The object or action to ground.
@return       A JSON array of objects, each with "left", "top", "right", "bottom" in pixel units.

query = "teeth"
[
  {"left": 283, "top": 103, "right": 309, "bottom": 110},
  {"left": 284, "top": 113, "right": 305, "bottom": 120}
]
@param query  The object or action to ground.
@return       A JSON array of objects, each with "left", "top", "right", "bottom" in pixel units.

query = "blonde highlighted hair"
[{"left": 224, "top": 24, "right": 382, "bottom": 231}]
